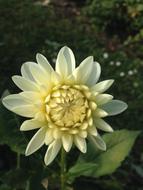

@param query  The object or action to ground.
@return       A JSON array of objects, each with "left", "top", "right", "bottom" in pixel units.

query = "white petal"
[
  {"left": 53, "top": 128, "right": 62, "bottom": 139},
  {"left": 12, "top": 75, "right": 39, "bottom": 91},
  {"left": 78, "top": 131, "right": 87, "bottom": 138},
  {"left": 25, "top": 127, "right": 46, "bottom": 156},
  {"left": 20, "top": 119, "right": 46, "bottom": 131},
  {"left": 35, "top": 111, "right": 46, "bottom": 122},
  {"left": 88, "top": 126, "right": 98, "bottom": 136},
  {"left": 56, "top": 46, "right": 75, "bottom": 78},
  {"left": 28, "top": 62, "right": 50, "bottom": 85},
  {"left": 93, "top": 108, "right": 108, "bottom": 118},
  {"left": 36, "top": 53, "right": 54, "bottom": 74},
  {"left": 101, "top": 100, "right": 128, "bottom": 116},
  {"left": 20, "top": 91, "right": 44, "bottom": 109},
  {"left": 51, "top": 71, "right": 61, "bottom": 85},
  {"left": 73, "top": 56, "right": 93, "bottom": 84},
  {"left": 12, "top": 105, "right": 39, "bottom": 117},
  {"left": 2, "top": 94, "right": 40, "bottom": 117},
  {"left": 74, "top": 135, "right": 87, "bottom": 153},
  {"left": 94, "top": 118, "right": 113, "bottom": 132},
  {"left": 44, "top": 139, "right": 61, "bottom": 165},
  {"left": 62, "top": 134, "right": 73, "bottom": 152},
  {"left": 91, "top": 80, "right": 114, "bottom": 93},
  {"left": 85, "top": 62, "right": 101, "bottom": 86},
  {"left": 89, "top": 134, "right": 106, "bottom": 151},
  {"left": 21, "top": 62, "right": 36, "bottom": 81},
  {"left": 20, "top": 91, "right": 42, "bottom": 102},
  {"left": 95, "top": 94, "right": 113, "bottom": 105},
  {"left": 2, "top": 94, "right": 29, "bottom": 108},
  {"left": 45, "top": 128, "right": 54, "bottom": 145}
]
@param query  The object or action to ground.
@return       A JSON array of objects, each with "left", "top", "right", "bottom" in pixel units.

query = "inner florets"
[{"left": 45, "top": 85, "right": 97, "bottom": 133}]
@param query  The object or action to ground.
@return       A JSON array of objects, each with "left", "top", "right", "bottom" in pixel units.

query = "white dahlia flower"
[{"left": 2, "top": 46, "right": 127, "bottom": 165}]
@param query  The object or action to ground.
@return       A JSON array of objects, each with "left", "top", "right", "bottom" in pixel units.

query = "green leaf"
[
  {"left": 78, "top": 130, "right": 140, "bottom": 177},
  {"left": 67, "top": 163, "right": 97, "bottom": 182},
  {"left": 0, "top": 101, "right": 27, "bottom": 154}
]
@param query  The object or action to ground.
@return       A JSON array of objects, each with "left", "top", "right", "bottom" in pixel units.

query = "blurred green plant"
[{"left": 0, "top": 0, "right": 143, "bottom": 189}]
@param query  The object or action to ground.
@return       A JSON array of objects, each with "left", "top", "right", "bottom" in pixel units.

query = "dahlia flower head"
[{"left": 2, "top": 46, "right": 127, "bottom": 165}]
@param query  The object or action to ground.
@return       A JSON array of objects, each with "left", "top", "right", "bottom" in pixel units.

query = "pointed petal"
[
  {"left": 85, "top": 62, "right": 101, "bottom": 86},
  {"left": 53, "top": 128, "right": 62, "bottom": 139},
  {"left": 12, "top": 75, "right": 39, "bottom": 91},
  {"left": 2, "top": 94, "right": 29, "bottom": 108},
  {"left": 51, "top": 71, "right": 61, "bottom": 85},
  {"left": 91, "top": 80, "right": 114, "bottom": 93},
  {"left": 20, "top": 91, "right": 43, "bottom": 103},
  {"left": 89, "top": 134, "right": 106, "bottom": 151},
  {"left": 78, "top": 130, "right": 87, "bottom": 138},
  {"left": 73, "top": 56, "right": 93, "bottom": 84},
  {"left": 95, "top": 94, "right": 113, "bottom": 105},
  {"left": 20, "top": 119, "right": 46, "bottom": 131},
  {"left": 21, "top": 62, "right": 36, "bottom": 81},
  {"left": 101, "top": 100, "right": 128, "bottom": 116},
  {"left": 94, "top": 118, "right": 113, "bottom": 132},
  {"left": 14, "top": 105, "right": 39, "bottom": 117},
  {"left": 74, "top": 135, "right": 87, "bottom": 153},
  {"left": 25, "top": 127, "right": 46, "bottom": 156},
  {"left": 2, "top": 94, "right": 40, "bottom": 117},
  {"left": 62, "top": 134, "right": 73, "bottom": 152},
  {"left": 93, "top": 108, "right": 108, "bottom": 118},
  {"left": 44, "top": 139, "right": 61, "bottom": 165},
  {"left": 28, "top": 62, "right": 50, "bottom": 85},
  {"left": 88, "top": 126, "right": 98, "bottom": 136},
  {"left": 56, "top": 46, "right": 75, "bottom": 78},
  {"left": 36, "top": 53, "right": 54, "bottom": 74},
  {"left": 45, "top": 128, "right": 54, "bottom": 145}
]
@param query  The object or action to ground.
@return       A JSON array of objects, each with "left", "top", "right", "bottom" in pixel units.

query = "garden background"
[{"left": 0, "top": 0, "right": 143, "bottom": 189}]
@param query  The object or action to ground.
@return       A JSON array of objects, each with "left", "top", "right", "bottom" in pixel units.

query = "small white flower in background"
[
  {"left": 103, "top": 52, "right": 109, "bottom": 59},
  {"left": 52, "top": 58, "right": 56, "bottom": 63},
  {"left": 109, "top": 61, "right": 114, "bottom": 66},
  {"left": 120, "top": 72, "right": 125, "bottom": 77},
  {"left": 2, "top": 46, "right": 127, "bottom": 165},
  {"left": 133, "top": 82, "right": 139, "bottom": 88},
  {"left": 133, "top": 69, "right": 137, "bottom": 74},
  {"left": 128, "top": 70, "right": 134, "bottom": 76},
  {"left": 116, "top": 61, "right": 121, "bottom": 67}
]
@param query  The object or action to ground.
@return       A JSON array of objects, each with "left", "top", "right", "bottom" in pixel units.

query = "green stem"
[{"left": 60, "top": 148, "right": 66, "bottom": 190}]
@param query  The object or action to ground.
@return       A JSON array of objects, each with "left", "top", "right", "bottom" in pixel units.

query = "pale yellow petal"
[
  {"left": 89, "top": 134, "right": 106, "bottom": 151},
  {"left": 20, "top": 119, "right": 46, "bottom": 131},
  {"left": 73, "top": 56, "right": 93, "bottom": 84},
  {"left": 21, "top": 62, "right": 35, "bottom": 81},
  {"left": 93, "top": 108, "right": 108, "bottom": 118},
  {"left": 62, "top": 134, "right": 73, "bottom": 152},
  {"left": 44, "top": 139, "right": 61, "bottom": 165},
  {"left": 25, "top": 127, "right": 47, "bottom": 156},
  {"left": 36, "top": 53, "right": 54, "bottom": 74},
  {"left": 56, "top": 46, "right": 75, "bottom": 78},
  {"left": 2, "top": 94, "right": 39, "bottom": 117},
  {"left": 94, "top": 118, "right": 113, "bottom": 132},
  {"left": 74, "top": 135, "right": 87, "bottom": 153},
  {"left": 88, "top": 126, "right": 98, "bottom": 136},
  {"left": 45, "top": 128, "right": 54, "bottom": 145},
  {"left": 12, "top": 75, "right": 39, "bottom": 91},
  {"left": 91, "top": 80, "right": 114, "bottom": 93},
  {"left": 95, "top": 94, "right": 113, "bottom": 105},
  {"left": 29, "top": 62, "right": 50, "bottom": 85}
]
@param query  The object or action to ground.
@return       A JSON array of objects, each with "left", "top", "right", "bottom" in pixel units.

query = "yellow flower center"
[{"left": 45, "top": 85, "right": 97, "bottom": 134}]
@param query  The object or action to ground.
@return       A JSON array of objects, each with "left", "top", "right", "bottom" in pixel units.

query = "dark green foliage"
[{"left": 0, "top": 0, "right": 143, "bottom": 189}]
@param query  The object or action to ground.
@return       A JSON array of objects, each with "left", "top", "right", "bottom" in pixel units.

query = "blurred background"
[{"left": 0, "top": 0, "right": 143, "bottom": 189}]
